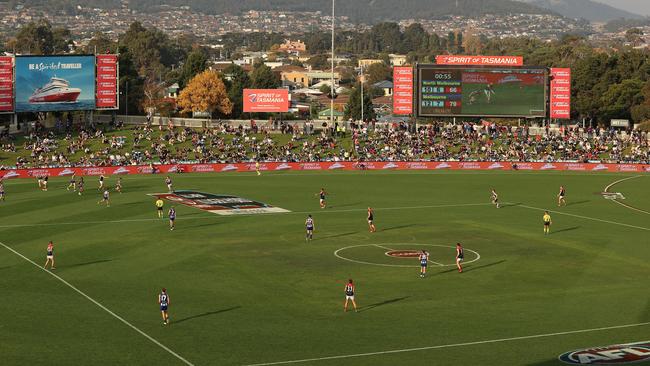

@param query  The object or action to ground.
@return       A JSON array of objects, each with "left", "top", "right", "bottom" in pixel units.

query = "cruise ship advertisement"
[{"left": 15, "top": 55, "right": 96, "bottom": 112}]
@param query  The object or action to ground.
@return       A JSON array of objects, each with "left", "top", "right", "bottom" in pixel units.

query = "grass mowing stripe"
[
  {"left": 515, "top": 204, "right": 650, "bottom": 231},
  {"left": 244, "top": 322, "right": 650, "bottom": 366},
  {"left": 0, "top": 203, "right": 492, "bottom": 229},
  {"left": 603, "top": 175, "right": 650, "bottom": 215},
  {"left": 0, "top": 241, "right": 195, "bottom": 366}
]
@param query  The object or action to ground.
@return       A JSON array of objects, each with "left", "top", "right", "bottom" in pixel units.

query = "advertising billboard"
[
  {"left": 243, "top": 89, "right": 289, "bottom": 113},
  {"left": 416, "top": 65, "right": 547, "bottom": 117},
  {"left": 436, "top": 55, "right": 524, "bottom": 66},
  {"left": 392, "top": 66, "right": 413, "bottom": 115},
  {"left": 550, "top": 68, "right": 571, "bottom": 119},
  {"left": 15, "top": 55, "right": 96, "bottom": 112},
  {"left": 96, "top": 54, "right": 118, "bottom": 109},
  {"left": 0, "top": 56, "right": 14, "bottom": 113}
]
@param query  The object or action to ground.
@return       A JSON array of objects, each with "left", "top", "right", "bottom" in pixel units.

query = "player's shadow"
[
  {"left": 174, "top": 306, "right": 242, "bottom": 324},
  {"left": 330, "top": 202, "right": 362, "bottom": 208},
  {"left": 381, "top": 224, "right": 417, "bottom": 232},
  {"left": 567, "top": 200, "right": 590, "bottom": 206},
  {"left": 551, "top": 226, "right": 580, "bottom": 234},
  {"left": 462, "top": 259, "right": 506, "bottom": 273},
  {"left": 500, "top": 202, "right": 522, "bottom": 208},
  {"left": 358, "top": 296, "right": 410, "bottom": 313},
  {"left": 317, "top": 232, "right": 358, "bottom": 240},
  {"left": 69, "top": 259, "right": 113, "bottom": 267}
]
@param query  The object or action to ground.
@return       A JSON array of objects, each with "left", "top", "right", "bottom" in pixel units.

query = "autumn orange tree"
[{"left": 177, "top": 70, "right": 233, "bottom": 117}]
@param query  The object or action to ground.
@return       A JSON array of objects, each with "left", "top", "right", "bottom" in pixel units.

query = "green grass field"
[
  {"left": 462, "top": 84, "right": 546, "bottom": 116},
  {"left": 1, "top": 170, "right": 649, "bottom": 365}
]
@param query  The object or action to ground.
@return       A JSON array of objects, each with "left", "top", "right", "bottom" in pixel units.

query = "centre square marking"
[
  {"left": 150, "top": 190, "right": 290, "bottom": 215},
  {"left": 334, "top": 243, "right": 480, "bottom": 268}
]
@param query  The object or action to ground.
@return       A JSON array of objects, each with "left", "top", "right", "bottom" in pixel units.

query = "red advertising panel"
[
  {"left": 436, "top": 55, "right": 523, "bottom": 66},
  {"left": 393, "top": 66, "right": 413, "bottom": 115},
  {"left": 0, "top": 56, "right": 14, "bottom": 112},
  {"left": 96, "top": 54, "right": 118, "bottom": 109},
  {"left": 243, "top": 89, "right": 289, "bottom": 113},
  {"left": 550, "top": 68, "right": 571, "bottom": 119},
  {"left": 0, "top": 161, "right": 648, "bottom": 180}
]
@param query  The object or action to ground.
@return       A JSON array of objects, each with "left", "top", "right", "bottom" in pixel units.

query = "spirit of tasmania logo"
[
  {"left": 559, "top": 341, "right": 650, "bottom": 364},
  {"left": 150, "top": 190, "right": 290, "bottom": 216}
]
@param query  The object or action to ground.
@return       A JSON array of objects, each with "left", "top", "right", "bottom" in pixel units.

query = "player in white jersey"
[
  {"left": 491, "top": 188, "right": 500, "bottom": 208},
  {"left": 98, "top": 189, "right": 110, "bottom": 207},
  {"left": 159, "top": 288, "right": 170, "bottom": 325},
  {"left": 305, "top": 215, "right": 314, "bottom": 241},
  {"left": 419, "top": 250, "right": 429, "bottom": 278}
]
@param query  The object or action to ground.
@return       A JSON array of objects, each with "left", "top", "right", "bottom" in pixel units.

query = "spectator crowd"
[{"left": 1, "top": 121, "right": 648, "bottom": 169}]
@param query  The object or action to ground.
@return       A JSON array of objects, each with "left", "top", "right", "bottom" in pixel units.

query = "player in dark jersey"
[
  {"left": 419, "top": 250, "right": 429, "bottom": 278},
  {"left": 344, "top": 279, "right": 357, "bottom": 312},
  {"left": 367, "top": 207, "right": 376, "bottom": 233},
  {"left": 98, "top": 175, "right": 105, "bottom": 190},
  {"left": 44, "top": 241, "right": 55, "bottom": 269},
  {"left": 42, "top": 176, "right": 48, "bottom": 191},
  {"left": 115, "top": 177, "right": 123, "bottom": 193},
  {"left": 159, "top": 288, "right": 170, "bottom": 325},
  {"left": 557, "top": 186, "right": 566, "bottom": 207},
  {"left": 165, "top": 176, "right": 173, "bottom": 193},
  {"left": 98, "top": 189, "right": 110, "bottom": 207},
  {"left": 67, "top": 174, "right": 76, "bottom": 191},
  {"left": 305, "top": 214, "right": 314, "bottom": 241},
  {"left": 491, "top": 188, "right": 500, "bottom": 208},
  {"left": 316, "top": 188, "right": 327, "bottom": 209},
  {"left": 78, "top": 177, "right": 84, "bottom": 196},
  {"left": 168, "top": 207, "right": 176, "bottom": 230},
  {"left": 456, "top": 243, "right": 464, "bottom": 273},
  {"left": 0, "top": 180, "right": 5, "bottom": 202}
]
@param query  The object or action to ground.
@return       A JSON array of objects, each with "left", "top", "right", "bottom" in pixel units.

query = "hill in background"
[{"left": 520, "top": 0, "right": 643, "bottom": 21}]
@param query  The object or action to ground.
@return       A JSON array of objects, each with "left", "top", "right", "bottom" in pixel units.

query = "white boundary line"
[
  {"left": 0, "top": 203, "right": 492, "bottom": 229},
  {"left": 244, "top": 321, "right": 650, "bottom": 366},
  {"left": 335, "top": 244, "right": 480, "bottom": 268},
  {"left": 603, "top": 175, "right": 650, "bottom": 215},
  {"left": 515, "top": 204, "right": 650, "bottom": 232},
  {"left": 0, "top": 241, "right": 195, "bottom": 366}
]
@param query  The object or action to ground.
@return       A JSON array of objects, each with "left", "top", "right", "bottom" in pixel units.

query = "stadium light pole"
[
  {"left": 330, "top": 0, "right": 334, "bottom": 127},
  {"left": 360, "top": 66, "right": 364, "bottom": 123}
]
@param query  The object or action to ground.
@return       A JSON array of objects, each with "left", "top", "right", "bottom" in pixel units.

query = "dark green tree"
[
  {"left": 251, "top": 63, "right": 280, "bottom": 89},
  {"left": 344, "top": 83, "right": 375, "bottom": 121},
  {"left": 179, "top": 49, "right": 208, "bottom": 89},
  {"left": 223, "top": 64, "right": 252, "bottom": 118}
]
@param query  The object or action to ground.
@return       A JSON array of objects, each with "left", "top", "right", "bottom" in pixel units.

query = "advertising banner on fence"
[
  {"left": 243, "top": 89, "right": 289, "bottom": 113},
  {"left": 393, "top": 66, "right": 413, "bottom": 115},
  {"left": 436, "top": 55, "right": 524, "bottom": 66},
  {"left": 0, "top": 56, "right": 14, "bottom": 113},
  {"left": 15, "top": 55, "right": 96, "bottom": 112},
  {"left": 96, "top": 54, "right": 118, "bottom": 109},
  {"left": 1, "top": 161, "right": 648, "bottom": 180},
  {"left": 550, "top": 68, "right": 571, "bottom": 119}
]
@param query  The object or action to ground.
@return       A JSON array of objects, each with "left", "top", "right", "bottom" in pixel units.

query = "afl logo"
[{"left": 559, "top": 342, "right": 650, "bottom": 364}]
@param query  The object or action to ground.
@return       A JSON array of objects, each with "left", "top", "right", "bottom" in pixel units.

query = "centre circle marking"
[{"left": 334, "top": 243, "right": 480, "bottom": 268}]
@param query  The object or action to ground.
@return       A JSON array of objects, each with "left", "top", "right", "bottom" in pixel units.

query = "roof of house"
[{"left": 372, "top": 80, "right": 394, "bottom": 89}]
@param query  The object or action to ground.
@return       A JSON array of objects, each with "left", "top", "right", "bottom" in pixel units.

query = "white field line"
[
  {"left": 0, "top": 241, "right": 194, "bottom": 366},
  {"left": 373, "top": 244, "right": 395, "bottom": 251},
  {"left": 243, "top": 321, "right": 650, "bottom": 366},
  {"left": 515, "top": 204, "right": 650, "bottom": 232},
  {"left": 0, "top": 203, "right": 492, "bottom": 229},
  {"left": 603, "top": 175, "right": 650, "bottom": 215}
]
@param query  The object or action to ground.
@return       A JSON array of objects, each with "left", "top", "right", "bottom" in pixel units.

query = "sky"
[{"left": 594, "top": 0, "right": 650, "bottom": 16}]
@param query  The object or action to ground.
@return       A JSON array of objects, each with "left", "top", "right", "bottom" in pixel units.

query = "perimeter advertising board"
[
  {"left": 243, "top": 89, "right": 289, "bottom": 113},
  {"left": 15, "top": 55, "right": 96, "bottom": 112},
  {"left": 0, "top": 56, "right": 13, "bottom": 113},
  {"left": 393, "top": 66, "right": 413, "bottom": 115}
]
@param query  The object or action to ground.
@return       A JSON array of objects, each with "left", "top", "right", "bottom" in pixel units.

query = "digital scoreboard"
[{"left": 416, "top": 65, "right": 548, "bottom": 118}]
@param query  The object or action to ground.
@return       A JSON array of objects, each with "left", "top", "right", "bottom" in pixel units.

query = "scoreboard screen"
[{"left": 416, "top": 65, "right": 548, "bottom": 117}]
